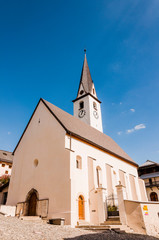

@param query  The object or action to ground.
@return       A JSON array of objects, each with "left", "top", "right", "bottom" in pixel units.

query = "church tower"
[{"left": 73, "top": 51, "right": 103, "bottom": 132}]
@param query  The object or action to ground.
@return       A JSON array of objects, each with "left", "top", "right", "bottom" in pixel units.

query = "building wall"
[
  {"left": 144, "top": 176, "right": 159, "bottom": 201},
  {"left": 7, "top": 101, "right": 71, "bottom": 224},
  {"left": 0, "top": 162, "right": 12, "bottom": 176},
  {"left": 66, "top": 135, "right": 140, "bottom": 226}
]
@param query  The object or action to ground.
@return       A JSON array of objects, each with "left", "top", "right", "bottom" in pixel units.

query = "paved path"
[{"left": 0, "top": 215, "right": 158, "bottom": 240}]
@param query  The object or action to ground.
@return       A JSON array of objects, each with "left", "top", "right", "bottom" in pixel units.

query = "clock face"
[
  {"left": 93, "top": 110, "right": 99, "bottom": 119},
  {"left": 78, "top": 109, "right": 86, "bottom": 118}
]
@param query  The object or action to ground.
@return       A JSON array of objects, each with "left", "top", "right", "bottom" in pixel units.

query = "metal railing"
[{"left": 145, "top": 181, "right": 159, "bottom": 187}]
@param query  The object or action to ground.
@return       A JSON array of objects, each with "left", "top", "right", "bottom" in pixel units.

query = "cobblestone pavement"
[{"left": 0, "top": 215, "right": 158, "bottom": 240}]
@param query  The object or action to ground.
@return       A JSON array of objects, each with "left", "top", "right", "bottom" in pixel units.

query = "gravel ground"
[{"left": 0, "top": 215, "right": 158, "bottom": 240}]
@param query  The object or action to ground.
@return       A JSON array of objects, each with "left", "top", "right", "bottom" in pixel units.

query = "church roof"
[
  {"left": 13, "top": 98, "right": 137, "bottom": 166},
  {"left": 42, "top": 99, "right": 137, "bottom": 166},
  {"left": 73, "top": 54, "right": 100, "bottom": 103},
  {"left": 78, "top": 54, "right": 94, "bottom": 94}
]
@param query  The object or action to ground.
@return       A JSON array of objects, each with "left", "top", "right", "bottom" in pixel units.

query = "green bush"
[{"left": 107, "top": 205, "right": 117, "bottom": 211}]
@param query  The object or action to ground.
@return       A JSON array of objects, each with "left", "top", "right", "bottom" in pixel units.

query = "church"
[{"left": 7, "top": 53, "right": 147, "bottom": 227}]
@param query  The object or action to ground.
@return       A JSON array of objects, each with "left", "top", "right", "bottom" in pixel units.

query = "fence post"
[{"left": 116, "top": 184, "right": 127, "bottom": 225}]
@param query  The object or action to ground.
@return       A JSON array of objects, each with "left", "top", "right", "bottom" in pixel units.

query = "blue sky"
[{"left": 0, "top": 0, "right": 159, "bottom": 165}]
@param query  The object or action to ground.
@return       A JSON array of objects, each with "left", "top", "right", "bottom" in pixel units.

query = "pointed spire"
[{"left": 76, "top": 50, "right": 96, "bottom": 98}]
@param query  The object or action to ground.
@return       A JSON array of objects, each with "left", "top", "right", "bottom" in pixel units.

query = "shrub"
[
  {"left": 107, "top": 205, "right": 117, "bottom": 211},
  {"left": 0, "top": 175, "right": 10, "bottom": 186}
]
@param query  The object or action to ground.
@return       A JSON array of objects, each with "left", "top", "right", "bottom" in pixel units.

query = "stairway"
[
  {"left": 76, "top": 217, "right": 134, "bottom": 234},
  {"left": 101, "top": 216, "right": 121, "bottom": 225}
]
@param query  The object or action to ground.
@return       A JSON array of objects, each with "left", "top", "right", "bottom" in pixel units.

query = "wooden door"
[
  {"left": 28, "top": 192, "right": 37, "bottom": 216},
  {"left": 78, "top": 195, "right": 85, "bottom": 220}
]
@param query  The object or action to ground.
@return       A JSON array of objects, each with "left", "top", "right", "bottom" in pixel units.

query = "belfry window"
[
  {"left": 93, "top": 102, "right": 97, "bottom": 110},
  {"left": 79, "top": 101, "right": 84, "bottom": 109},
  {"left": 76, "top": 156, "right": 82, "bottom": 169},
  {"left": 93, "top": 88, "right": 95, "bottom": 95}
]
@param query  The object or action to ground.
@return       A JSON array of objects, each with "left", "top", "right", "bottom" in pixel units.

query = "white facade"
[
  {"left": 0, "top": 162, "right": 12, "bottom": 177},
  {"left": 65, "top": 134, "right": 144, "bottom": 226}
]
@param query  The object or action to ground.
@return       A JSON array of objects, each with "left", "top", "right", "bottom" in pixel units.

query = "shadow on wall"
[{"left": 64, "top": 232, "right": 158, "bottom": 240}]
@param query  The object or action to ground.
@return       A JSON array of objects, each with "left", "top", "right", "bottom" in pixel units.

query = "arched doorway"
[
  {"left": 26, "top": 189, "right": 38, "bottom": 216},
  {"left": 78, "top": 195, "right": 85, "bottom": 220},
  {"left": 150, "top": 192, "right": 158, "bottom": 201}
]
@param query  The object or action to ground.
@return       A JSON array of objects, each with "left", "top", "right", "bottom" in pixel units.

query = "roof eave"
[
  {"left": 72, "top": 93, "right": 101, "bottom": 103},
  {"left": 68, "top": 131, "right": 138, "bottom": 167}
]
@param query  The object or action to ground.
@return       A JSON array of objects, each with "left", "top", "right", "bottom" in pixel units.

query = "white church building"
[{"left": 7, "top": 53, "right": 155, "bottom": 230}]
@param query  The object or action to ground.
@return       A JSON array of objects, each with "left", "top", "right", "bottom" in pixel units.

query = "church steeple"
[
  {"left": 75, "top": 51, "right": 98, "bottom": 100},
  {"left": 73, "top": 51, "right": 103, "bottom": 132}
]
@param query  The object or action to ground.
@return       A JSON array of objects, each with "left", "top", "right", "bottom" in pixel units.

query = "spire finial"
[{"left": 84, "top": 49, "right": 86, "bottom": 54}]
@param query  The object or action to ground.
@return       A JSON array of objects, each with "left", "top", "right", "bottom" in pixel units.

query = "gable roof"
[
  {"left": 139, "top": 160, "right": 158, "bottom": 168},
  {"left": 0, "top": 150, "right": 13, "bottom": 164},
  {"left": 13, "top": 98, "right": 138, "bottom": 167},
  {"left": 43, "top": 99, "right": 137, "bottom": 166}
]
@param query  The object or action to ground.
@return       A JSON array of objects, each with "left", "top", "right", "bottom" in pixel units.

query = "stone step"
[
  {"left": 106, "top": 217, "right": 120, "bottom": 221},
  {"left": 76, "top": 224, "right": 134, "bottom": 234},
  {"left": 20, "top": 216, "right": 42, "bottom": 221},
  {"left": 76, "top": 225, "right": 110, "bottom": 230},
  {"left": 109, "top": 225, "right": 134, "bottom": 233},
  {"left": 102, "top": 221, "right": 121, "bottom": 225}
]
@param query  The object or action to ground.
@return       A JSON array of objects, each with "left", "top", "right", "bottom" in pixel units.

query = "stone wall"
[
  {"left": 0, "top": 205, "right": 16, "bottom": 216},
  {"left": 140, "top": 202, "right": 159, "bottom": 237},
  {"left": 124, "top": 200, "right": 159, "bottom": 238}
]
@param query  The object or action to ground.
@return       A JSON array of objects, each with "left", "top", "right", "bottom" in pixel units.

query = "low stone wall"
[
  {"left": 124, "top": 200, "right": 146, "bottom": 234},
  {"left": 140, "top": 202, "right": 159, "bottom": 237},
  {"left": 124, "top": 200, "right": 159, "bottom": 238},
  {"left": 0, "top": 205, "right": 16, "bottom": 216},
  {"left": 16, "top": 199, "right": 49, "bottom": 217}
]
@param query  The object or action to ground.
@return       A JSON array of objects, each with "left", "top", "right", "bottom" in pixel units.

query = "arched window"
[
  {"left": 78, "top": 195, "right": 85, "bottom": 220},
  {"left": 93, "top": 102, "right": 97, "bottom": 110},
  {"left": 150, "top": 192, "right": 158, "bottom": 201},
  {"left": 96, "top": 166, "right": 102, "bottom": 187},
  {"left": 93, "top": 88, "right": 95, "bottom": 95},
  {"left": 79, "top": 101, "right": 84, "bottom": 109},
  {"left": 76, "top": 156, "right": 82, "bottom": 169}
]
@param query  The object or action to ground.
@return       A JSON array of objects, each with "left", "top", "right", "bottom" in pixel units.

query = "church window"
[
  {"left": 93, "top": 102, "right": 97, "bottom": 110},
  {"left": 2, "top": 164, "right": 5, "bottom": 167},
  {"left": 79, "top": 101, "right": 84, "bottom": 109},
  {"left": 96, "top": 166, "right": 102, "bottom": 187},
  {"left": 80, "top": 90, "right": 84, "bottom": 95},
  {"left": 93, "top": 88, "right": 95, "bottom": 94},
  {"left": 76, "top": 156, "right": 82, "bottom": 169},
  {"left": 34, "top": 159, "right": 39, "bottom": 167}
]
